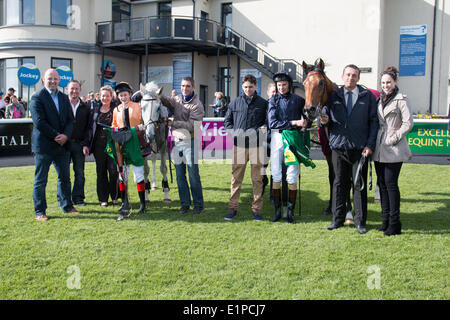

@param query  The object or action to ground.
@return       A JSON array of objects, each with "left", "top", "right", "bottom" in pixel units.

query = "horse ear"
[
  {"left": 302, "top": 61, "right": 308, "bottom": 71},
  {"left": 315, "top": 58, "right": 325, "bottom": 71}
]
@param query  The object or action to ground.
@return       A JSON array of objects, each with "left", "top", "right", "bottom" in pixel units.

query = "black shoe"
[
  {"left": 179, "top": 206, "right": 190, "bottom": 214},
  {"left": 377, "top": 221, "right": 389, "bottom": 232},
  {"left": 356, "top": 225, "right": 367, "bottom": 234},
  {"left": 192, "top": 206, "right": 203, "bottom": 214},
  {"left": 384, "top": 222, "right": 402, "bottom": 236},
  {"left": 326, "top": 223, "right": 343, "bottom": 230}
]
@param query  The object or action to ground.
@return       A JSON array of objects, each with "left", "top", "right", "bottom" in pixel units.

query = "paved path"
[{"left": 0, "top": 149, "right": 448, "bottom": 168}]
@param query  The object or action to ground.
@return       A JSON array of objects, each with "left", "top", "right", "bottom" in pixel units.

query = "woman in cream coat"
[{"left": 373, "top": 67, "right": 414, "bottom": 236}]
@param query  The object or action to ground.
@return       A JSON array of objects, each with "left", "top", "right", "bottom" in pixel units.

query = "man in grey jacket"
[{"left": 159, "top": 77, "right": 205, "bottom": 214}]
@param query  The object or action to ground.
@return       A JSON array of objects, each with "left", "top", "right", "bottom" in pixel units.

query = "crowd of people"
[
  {"left": 0, "top": 87, "right": 27, "bottom": 119},
  {"left": 27, "top": 64, "right": 413, "bottom": 236}
]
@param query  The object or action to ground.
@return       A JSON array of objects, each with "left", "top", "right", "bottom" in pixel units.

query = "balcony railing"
[{"left": 96, "top": 15, "right": 304, "bottom": 83}]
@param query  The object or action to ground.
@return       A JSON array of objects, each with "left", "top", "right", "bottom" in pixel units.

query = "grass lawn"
[{"left": 0, "top": 159, "right": 448, "bottom": 300}]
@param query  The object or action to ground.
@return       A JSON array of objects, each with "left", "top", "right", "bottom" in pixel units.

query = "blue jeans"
[
  {"left": 69, "top": 140, "right": 85, "bottom": 204},
  {"left": 33, "top": 150, "right": 73, "bottom": 216},
  {"left": 172, "top": 140, "right": 204, "bottom": 208}
]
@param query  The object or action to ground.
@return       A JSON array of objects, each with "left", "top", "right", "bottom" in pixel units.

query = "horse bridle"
[
  {"left": 304, "top": 69, "right": 329, "bottom": 107},
  {"left": 141, "top": 97, "right": 162, "bottom": 129}
]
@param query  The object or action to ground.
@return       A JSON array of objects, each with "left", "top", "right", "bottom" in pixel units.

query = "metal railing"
[{"left": 96, "top": 15, "right": 304, "bottom": 83}]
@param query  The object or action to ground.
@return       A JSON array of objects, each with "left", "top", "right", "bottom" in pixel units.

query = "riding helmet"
[
  {"left": 273, "top": 72, "right": 293, "bottom": 92},
  {"left": 115, "top": 82, "right": 133, "bottom": 94}
]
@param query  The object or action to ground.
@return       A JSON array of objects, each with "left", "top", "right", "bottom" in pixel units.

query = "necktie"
[{"left": 346, "top": 91, "right": 353, "bottom": 117}]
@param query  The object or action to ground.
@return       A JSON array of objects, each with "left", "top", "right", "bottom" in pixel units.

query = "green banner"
[{"left": 407, "top": 120, "right": 450, "bottom": 154}]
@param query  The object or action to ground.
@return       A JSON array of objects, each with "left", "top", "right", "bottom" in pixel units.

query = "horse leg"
[
  {"left": 143, "top": 156, "right": 151, "bottom": 203},
  {"left": 151, "top": 152, "right": 158, "bottom": 190},
  {"left": 160, "top": 151, "right": 171, "bottom": 203}
]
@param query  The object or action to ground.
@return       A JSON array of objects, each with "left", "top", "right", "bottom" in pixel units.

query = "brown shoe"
[
  {"left": 67, "top": 208, "right": 80, "bottom": 214},
  {"left": 35, "top": 215, "right": 49, "bottom": 221}
]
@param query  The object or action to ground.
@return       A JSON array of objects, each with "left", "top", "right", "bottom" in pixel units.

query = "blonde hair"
[
  {"left": 215, "top": 91, "right": 223, "bottom": 99},
  {"left": 100, "top": 85, "right": 114, "bottom": 97}
]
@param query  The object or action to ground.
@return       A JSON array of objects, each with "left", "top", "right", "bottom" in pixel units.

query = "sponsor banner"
[
  {"left": 17, "top": 64, "right": 41, "bottom": 87},
  {"left": 407, "top": 120, "right": 450, "bottom": 154},
  {"left": 56, "top": 65, "right": 74, "bottom": 88},
  {"left": 0, "top": 119, "right": 33, "bottom": 156}
]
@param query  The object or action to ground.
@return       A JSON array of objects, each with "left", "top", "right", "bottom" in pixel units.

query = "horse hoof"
[{"left": 163, "top": 199, "right": 172, "bottom": 204}]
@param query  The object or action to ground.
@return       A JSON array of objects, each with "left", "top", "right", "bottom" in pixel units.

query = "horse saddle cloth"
[{"left": 110, "top": 128, "right": 132, "bottom": 145}]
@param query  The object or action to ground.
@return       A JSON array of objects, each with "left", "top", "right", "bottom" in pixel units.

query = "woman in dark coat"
[{"left": 87, "top": 86, "right": 119, "bottom": 207}]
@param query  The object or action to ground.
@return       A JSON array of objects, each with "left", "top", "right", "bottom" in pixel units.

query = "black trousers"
[
  {"left": 93, "top": 145, "right": 118, "bottom": 202},
  {"left": 331, "top": 149, "right": 368, "bottom": 226},
  {"left": 374, "top": 161, "right": 403, "bottom": 225}
]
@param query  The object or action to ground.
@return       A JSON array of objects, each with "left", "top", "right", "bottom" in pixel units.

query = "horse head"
[
  {"left": 140, "top": 81, "right": 163, "bottom": 142},
  {"left": 302, "top": 58, "right": 337, "bottom": 122}
]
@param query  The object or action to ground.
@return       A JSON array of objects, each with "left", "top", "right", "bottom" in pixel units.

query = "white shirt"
[
  {"left": 71, "top": 99, "right": 80, "bottom": 118},
  {"left": 344, "top": 86, "right": 359, "bottom": 109}
]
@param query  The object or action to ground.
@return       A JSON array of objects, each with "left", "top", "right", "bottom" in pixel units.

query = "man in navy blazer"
[{"left": 30, "top": 68, "right": 80, "bottom": 221}]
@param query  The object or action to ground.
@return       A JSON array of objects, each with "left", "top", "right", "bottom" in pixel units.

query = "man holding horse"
[
  {"left": 111, "top": 82, "right": 147, "bottom": 221},
  {"left": 320, "top": 64, "right": 378, "bottom": 234},
  {"left": 267, "top": 72, "right": 308, "bottom": 224},
  {"left": 159, "top": 77, "right": 205, "bottom": 215}
]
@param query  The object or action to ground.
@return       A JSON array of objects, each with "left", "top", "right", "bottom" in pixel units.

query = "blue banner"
[
  {"left": 56, "top": 65, "right": 74, "bottom": 88},
  {"left": 399, "top": 25, "right": 427, "bottom": 77},
  {"left": 17, "top": 64, "right": 40, "bottom": 87}
]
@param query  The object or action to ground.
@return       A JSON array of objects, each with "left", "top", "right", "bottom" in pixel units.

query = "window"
[
  {"left": 221, "top": 3, "right": 232, "bottom": 41},
  {"left": 221, "top": 3, "right": 232, "bottom": 28},
  {"left": 112, "top": 0, "right": 130, "bottom": 23},
  {"left": 22, "top": 0, "right": 34, "bottom": 24},
  {"left": 51, "top": 0, "right": 71, "bottom": 26},
  {"left": 0, "top": 0, "right": 3, "bottom": 25},
  {"left": 51, "top": 57, "right": 72, "bottom": 70},
  {"left": 158, "top": 1, "right": 171, "bottom": 18},
  {"left": 0, "top": 57, "right": 35, "bottom": 103}
]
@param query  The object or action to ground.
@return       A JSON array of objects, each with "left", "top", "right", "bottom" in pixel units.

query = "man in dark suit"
[
  {"left": 30, "top": 68, "right": 79, "bottom": 221},
  {"left": 67, "top": 80, "right": 91, "bottom": 206},
  {"left": 320, "top": 64, "right": 379, "bottom": 234}
]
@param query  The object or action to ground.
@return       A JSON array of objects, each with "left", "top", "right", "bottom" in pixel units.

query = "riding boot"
[
  {"left": 287, "top": 189, "right": 297, "bottom": 224},
  {"left": 271, "top": 189, "right": 282, "bottom": 222},
  {"left": 118, "top": 183, "right": 130, "bottom": 213},
  {"left": 137, "top": 181, "right": 146, "bottom": 215}
]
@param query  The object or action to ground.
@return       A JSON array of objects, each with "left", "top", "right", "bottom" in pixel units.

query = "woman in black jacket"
[{"left": 87, "top": 86, "right": 119, "bottom": 207}]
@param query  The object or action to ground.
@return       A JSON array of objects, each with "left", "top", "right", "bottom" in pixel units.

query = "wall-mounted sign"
[
  {"left": 103, "top": 59, "right": 116, "bottom": 80},
  {"left": 17, "top": 64, "right": 41, "bottom": 87},
  {"left": 103, "top": 79, "right": 116, "bottom": 89},
  {"left": 148, "top": 66, "right": 173, "bottom": 84},
  {"left": 56, "top": 65, "right": 74, "bottom": 88},
  {"left": 399, "top": 25, "right": 427, "bottom": 77}
]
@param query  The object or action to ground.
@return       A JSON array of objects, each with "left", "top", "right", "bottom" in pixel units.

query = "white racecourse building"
[{"left": 0, "top": 0, "right": 449, "bottom": 117}]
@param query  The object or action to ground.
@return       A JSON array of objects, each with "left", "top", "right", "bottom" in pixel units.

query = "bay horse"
[
  {"left": 140, "top": 82, "right": 172, "bottom": 204},
  {"left": 301, "top": 58, "right": 338, "bottom": 122}
]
